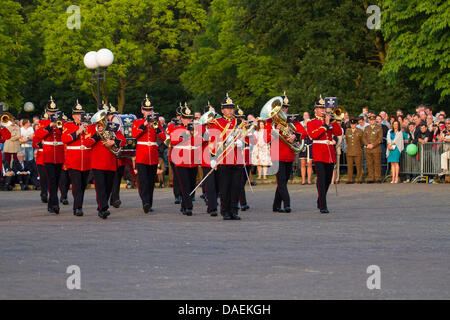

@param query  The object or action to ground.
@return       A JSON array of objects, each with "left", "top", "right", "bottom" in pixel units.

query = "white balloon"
[
  {"left": 24, "top": 102, "right": 35, "bottom": 112},
  {"left": 84, "top": 51, "right": 99, "bottom": 69},
  {"left": 96, "top": 48, "right": 114, "bottom": 67}
]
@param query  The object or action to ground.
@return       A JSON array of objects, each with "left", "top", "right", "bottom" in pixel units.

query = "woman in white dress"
[{"left": 251, "top": 120, "right": 272, "bottom": 179}]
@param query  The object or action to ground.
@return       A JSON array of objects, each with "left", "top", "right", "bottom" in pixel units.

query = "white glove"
[
  {"left": 226, "top": 135, "right": 234, "bottom": 145},
  {"left": 210, "top": 159, "right": 217, "bottom": 168},
  {"left": 203, "top": 129, "right": 210, "bottom": 141},
  {"left": 235, "top": 139, "right": 244, "bottom": 149}
]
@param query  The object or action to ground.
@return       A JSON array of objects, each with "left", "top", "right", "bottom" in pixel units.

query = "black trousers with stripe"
[
  {"left": 137, "top": 163, "right": 157, "bottom": 207},
  {"left": 202, "top": 166, "right": 219, "bottom": 213},
  {"left": 44, "top": 163, "right": 62, "bottom": 208},
  {"left": 174, "top": 166, "right": 197, "bottom": 211},
  {"left": 59, "top": 169, "right": 71, "bottom": 200},
  {"left": 68, "top": 169, "right": 90, "bottom": 210},
  {"left": 92, "top": 169, "right": 115, "bottom": 212},
  {"left": 273, "top": 161, "right": 292, "bottom": 210},
  {"left": 110, "top": 165, "right": 125, "bottom": 205},
  {"left": 170, "top": 162, "right": 181, "bottom": 199},
  {"left": 217, "top": 165, "right": 241, "bottom": 216},
  {"left": 239, "top": 165, "right": 251, "bottom": 206},
  {"left": 315, "top": 161, "right": 334, "bottom": 210},
  {"left": 37, "top": 164, "right": 48, "bottom": 198}
]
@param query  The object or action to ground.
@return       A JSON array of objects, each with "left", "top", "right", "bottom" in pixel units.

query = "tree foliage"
[
  {"left": 381, "top": 0, "right": 450, "bottom": 102},
  {"left": 29, "top": 0, "right": 206, "bottom": 115}
]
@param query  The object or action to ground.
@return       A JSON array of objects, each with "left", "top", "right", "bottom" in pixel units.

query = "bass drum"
[{"left": 115, "top": 114, "right": 137, "bottom": 158}]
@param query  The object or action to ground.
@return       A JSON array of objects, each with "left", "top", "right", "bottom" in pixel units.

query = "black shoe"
[
  {"left": 111, "top": 200, "right": 121, "bottom": 208},
  {"left": 284, "top": 206, "right": 291, "bottom": 213},
  {"left": 24, "top": 185, "right": 30, "bottom": 191},
  {"left": 174, "top": 196, "right": 181, "bottom": 204},
  {"left": 278, "top": 208, "right": 285, "bottom": 213},
  {"left": 223, "top": 213, "right": 232, "bottom": 220},
  {"left": 320, "top": 208, "right": 330, "bottom": 214},
  {"left": 210, "top": 210, "right": 218, "bottom": 217},
  {"left": 143, "top": 203, "right": 151, "bottom": 214},
  {"left": 104, "top": 210, "right": 111, "bottom": 217},
  {"left": 241, "top": 204, "right": 249, "bottom": 211},
  {"left": 346, "top": 181, "right": 354, "bottom": 184},
  {"left": 74, "top": 209, "right": 83, "bottom": 216},
  {"left": 185, "top": 209, "right": 193, "bottom": 216},
  {"left": 98, "top": 211, "right": 107, "bottom": 219},
  {"left": 61, "top": 198, "right": 69, "bottom": 205},
  {"left": 200, "top": 194, "right": 206, "bottom": 200},
  {"left": 41, "top": 195, "right": 48, "bottom": 203},
  {"left": 191, "top": 195, "right": 196, "bottom": 202},
  {"left": 366, "top": 180, "right": 374, "bottom": 184},
  {"left": 273, "top": 207, "right": 280, "bottom": 212},
  {"left": 376, "top": 180, "right": 382, "bottom": 184},
  {"left": 49, "top": 206, "right": 60, "bottom": 214},
  {"left": 231, "top": 213, "right": 241, "bottom": 220}
]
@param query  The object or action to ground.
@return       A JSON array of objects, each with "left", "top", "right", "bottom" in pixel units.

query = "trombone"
[{"left": 0, "top": 112, "right": 13, "bottom": 126}]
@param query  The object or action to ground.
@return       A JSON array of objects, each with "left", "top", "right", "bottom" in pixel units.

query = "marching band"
[{"left": 0, "top": 92, "right": 344, "bottom": 219}]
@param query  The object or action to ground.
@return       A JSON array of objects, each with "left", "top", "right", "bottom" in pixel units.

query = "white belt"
[
  {"left": 173, "top": 145, "right": 199, "bottom": 150},
  {"left": 38, "top": 149, "right": 43, "bottom": 152},
  {"left": 244, "top": 147, "right": 250, "bottom": 150},
  {"left": 66, "top": 146, "right": 91, "bottom": 150},
  {"left": 313, "top": 140, "right": 334, "bottom": 145},
  {"left": 43, "top": 141, "right": 63, "bottom": 146},
  {"left": 137, "top": 141, "right": 158, "bottom": 146}
]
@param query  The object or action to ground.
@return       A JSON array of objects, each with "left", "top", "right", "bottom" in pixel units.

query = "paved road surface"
[{"left": 0, "top": 183, "right": 449, "bottom": 299}]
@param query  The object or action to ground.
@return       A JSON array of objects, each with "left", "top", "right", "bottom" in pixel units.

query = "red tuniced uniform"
[
  {"left": 208, "top": 117, "right": 244, "bottom": 165},
  {"left": 34, "top": 119, "right": 65, "bottom": 164},
  {"left": 0, "top": 127, "right": 11, "bottom": 171},
  {"left": 131, "top": 119, "right": 166, "bottom": 165},
  {"left": 307, "top": 118, "right": 343, "bottom": 163},
  {"left": 84, "top": 127, "right": 126, "bottom": 171},
  {"left": 170, "top": 124, "right": 200, "bottom": 168},
  {"left": 61, "top": 121, "right": 95, "bottom": 171},
  {"left": 265, "top": 119, "right": 307, "bottom": 162}
]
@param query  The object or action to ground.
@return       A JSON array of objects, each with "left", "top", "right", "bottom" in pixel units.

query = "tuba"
[
  {"left": 91, "top": 109, "right": 121, "bottom": 156},
  {"left": 1, "top": 112, "right": 12, "bottom": 126},
  {"left": 260, "top": 97, "right": 305, "bottom": 153}
]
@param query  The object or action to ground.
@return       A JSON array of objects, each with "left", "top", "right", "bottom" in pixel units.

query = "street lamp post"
[{"left": 83, "top": 49, "right": 114, "bottom": 109}]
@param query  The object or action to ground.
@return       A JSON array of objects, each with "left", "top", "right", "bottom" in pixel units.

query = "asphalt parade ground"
[{"left": 0, "top": 183, "right": 449, "bottom": 299}]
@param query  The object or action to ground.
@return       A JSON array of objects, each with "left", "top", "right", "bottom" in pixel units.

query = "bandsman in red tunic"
[
  {"left": 167, "top": 104, "right": 183, "bottom": 204},
  {"left": 34, "top": 96, "right": 65, "bottom": 214},
  {"left": 235, "top": 105, "right": 256, "bottom": 212},
  {"left": 0, "top": 104, "right": 12, "bottom": 174},
  {"left": 198, "top": 102, "right": 220, "bottom": 216},
  {"left": 265, "top": 93, "right": 307, "bottom": 213},
  {"left": 306, "top": 96, "right": 343, "bottom": 214},
  {"left": 131, "top": 95, "right": 166, "bottom": 213},
  {"left": 170, "top": 103, "right": 201, "bottom": 216},
  {"left": 208, "top": 93, "right": 246, "bottom": 220},
  {"left": 61, "top": 100, "right": 93, "bottom": 216},
  {"left": 85, "top": 105, "right": 126, "bottom": 219},
  {"left": 32, "top": 137, "right": 48, "bottom": 203}
]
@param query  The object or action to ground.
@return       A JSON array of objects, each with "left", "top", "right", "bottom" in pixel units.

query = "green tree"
[
  {"left": 31, "top": 0, "right": 206, "bottom": 114},
  {"left": 381, "top": 0, "right": 450, "bottom": 102},
  {"left": 0, "top": 0, "right": 30, "bottom": 111},
  {"left": 182, "top": 0, "right": 419, "bottom": 117}
]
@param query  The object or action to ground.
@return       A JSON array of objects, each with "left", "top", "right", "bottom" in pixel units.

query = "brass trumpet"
[{"left": 325, "top": 106, "right": 346, "bottom": 121}]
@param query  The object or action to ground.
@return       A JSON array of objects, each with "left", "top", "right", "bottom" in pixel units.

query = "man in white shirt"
[{"left": 19, "top": 119, "right": 34, "bottom": 161}]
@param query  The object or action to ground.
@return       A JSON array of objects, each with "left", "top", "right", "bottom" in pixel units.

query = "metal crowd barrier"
[
  {"left": 290, "top": 142, "right": 449, "bottom": 183},
  {"left": 400, "top": 142, "right": 449, "bottom": 183}
]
